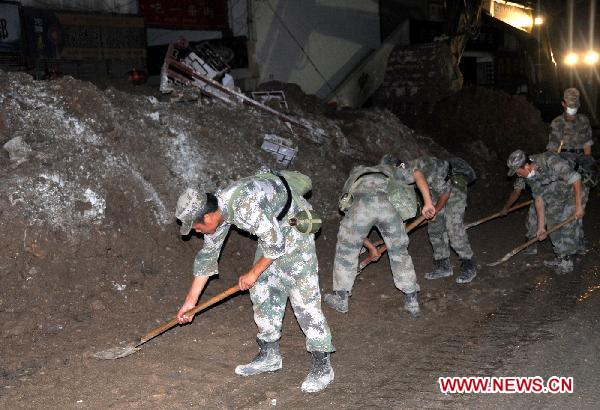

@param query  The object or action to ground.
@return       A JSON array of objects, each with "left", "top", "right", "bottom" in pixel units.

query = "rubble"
[
  {"left": 251, "top": 90, "right": 289, "bottom": 111},
  {"left": 405, "top": 86, "right": 549, "bottom": 161},
  {"left": 260, "top": 134, "right": 297, "bottom": 166},
  {"left": 0, "top": 70, "right": 437, "bottom": 348},
  {"left": 160, "top": 38, "right": 236, "bottom": 99},
  {"left": 0, "top": 67, "right": 591, "bottom": 409},
  {"left": 3, "top": 135, "right": 31, "bottom": 164}
]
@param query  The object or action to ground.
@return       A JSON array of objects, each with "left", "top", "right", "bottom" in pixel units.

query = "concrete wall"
[
  {"left": 329, "top": 21, "right": 410, "bottom": 108},
  {"left": 252, "top": 0, "right": 381, "bottom": 99}
]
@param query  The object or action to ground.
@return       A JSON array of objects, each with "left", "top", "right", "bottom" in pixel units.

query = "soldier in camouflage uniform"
[
  {"left": 506, "top": 150, "right": 585, "bottom": 274},
  {"left": 323, "top": 154, "right": 436, "bottom": 315},
  {"left": 175, "top": 171, "right": 335, "bottom": 393},
  {"left": 546, "top": 87, "right": 595, "bottom": 254},
  {"left": 412, "top": 156, "right": 477, "bottom": 283},
  {"left": 548, "top": 88, "right": 593, "bottom": 156}
]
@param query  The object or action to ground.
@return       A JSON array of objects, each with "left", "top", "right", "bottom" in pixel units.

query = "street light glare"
[
  {"left": 534, "top": 16, "right": 544, "bottom": 25},
  {"left": 584, "top": 51, "right": 599, "bottom": 65},
  {"left": 564, "top": 53, "right": 579, "bottom": 66}
]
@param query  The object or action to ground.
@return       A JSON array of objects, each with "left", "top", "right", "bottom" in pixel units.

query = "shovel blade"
[{"left": 93, "top": 345, "right": 141, "bottom": 360}]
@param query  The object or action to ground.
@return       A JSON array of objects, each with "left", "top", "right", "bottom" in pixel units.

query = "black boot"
[
  {"left": 543, "top": 255, "right": 573, "bottom": 274},
  {"left": 456, "top": 259, "right": 477, "bottom": 283},
  {"left": 425, "top": 258, "right": 453, "bottom": 280},
  {"left": 235, "top": 338, "right": 282, "bottom": 376},
  {"left": 301, "top": 351, "right": 334, "bottom": 393},
  {"left": 323, "top": 290, "right": 349, "bottom": 313},
  {"left": 404, "top": 291, "right": 420, "bottom": 316}
]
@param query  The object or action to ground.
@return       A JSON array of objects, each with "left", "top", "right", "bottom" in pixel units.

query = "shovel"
[
  {"left": 487, "top": 214, "right": 577, "bottom": 266},
  {"left": 359, "top": 199, "right": 535, "bottom": 271},
  {"left": 464, "top": 200, "right": 533, "bottom": 229},
  {"left": 358, "top": 215, "right": 427, "bottom": 271},
  {"left": 94, "top": 284, "right": 240, "bottom": 360}
]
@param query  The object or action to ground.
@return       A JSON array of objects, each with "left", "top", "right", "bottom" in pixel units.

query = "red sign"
[{"left": 139, "top": 0, "right": 228, "bottom": 30}]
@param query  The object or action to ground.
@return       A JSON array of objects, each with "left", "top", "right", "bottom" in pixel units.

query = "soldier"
[
  {"left": 323, "top": 154, "right": 436, "bottom": 315},
  {"left": 414, "top": 156, "right": 477, "bottom": 283},
  {"left": 506, "top": 150, "right": 585, "bottom": 274},
  {"left": 548, "top": 88, "right": 593, "bottom": 157},
  {"left": 547, "top": 87, "right": 596, "bottom": 254},
  {"left": 175, "top": 170, "right": 335, "bottom": 393}
]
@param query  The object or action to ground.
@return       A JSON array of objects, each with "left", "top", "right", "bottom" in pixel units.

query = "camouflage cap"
[
  {"left": 175, "top": 187, "right": 206, "bottom": 235},
  {"left": 506, "top": 149, "right": 527, "bottom": 176},
  {"left": 563, "top": 87, "right": 580, "bottom": 108}
]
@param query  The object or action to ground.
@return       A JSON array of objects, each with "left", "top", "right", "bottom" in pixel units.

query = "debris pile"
[
  {"left": 405, "top": 86, "right": 550, "bottom": 162},
  {"left": 0, "top": 70, "right": 442, "bottom": 374}
]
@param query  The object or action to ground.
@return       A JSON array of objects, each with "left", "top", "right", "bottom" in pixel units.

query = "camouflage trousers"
[
  {"left": 525, "top": 187, "right": 588, "bottom": 253},
  {"left": 538, "top": 186, "right": 582, "bottom": 257},
  {"left": 331, "top": 193, "right": 419, "bottom": 294},
  {"left": 575, "top": 185, "right": 589, "bottom": 249},
  {"left": 428, "top": 187, "right": 473, "bottom": 260},
  {"left": 525, "top": 202, "right": 537, "bottom": 239},
  {"left": 525, "top": 186, "right": 590, "bottom": 255},
  {"left": 566, "top": 152, "right": 592, "bottom": 250},
  {"left": 252, "top": 229, "right": 334, "bottom": 353}
]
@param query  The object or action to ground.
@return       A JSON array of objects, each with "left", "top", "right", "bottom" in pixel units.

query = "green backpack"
[
  {"left": 276, "top": 170, "right": 312, "bottom": 196},
  {"left": 339, "top": 164, "right": 418, "bottom": 221},
  {"left": 227, "top": 169, "right": 322, "bottom": 234}
]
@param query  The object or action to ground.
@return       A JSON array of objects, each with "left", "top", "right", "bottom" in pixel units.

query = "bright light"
[
  {"left": 492, "top": 1, "right": 534, "bottom": 31},
  {"left": 534, "top": 16, "right": 544, "bottom": 25},
  {"left": 564, "top": 53, "right": 579, "bottom": 66},
  {"left": 584, "top": 51, "right": 599, "bottom": 65},
  {"left": 507, "top": 15, "right": 533, "bottom": 29}
]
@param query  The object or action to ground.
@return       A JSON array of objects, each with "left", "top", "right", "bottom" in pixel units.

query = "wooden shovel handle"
[
  {"left": 358, "top": 215, "right": 427, "bottom": 271},
  {"left": 406, "top": 215, "right": 427, "bottom": 233},
  {"left": 487, "top": 213, "right": 577, "bottom": 266},
  {"left": 465, "top": 200, "right": 533, "bottom": 229},
  {"left": 138, "top": 284, "right": 240, "bottom": 345}
]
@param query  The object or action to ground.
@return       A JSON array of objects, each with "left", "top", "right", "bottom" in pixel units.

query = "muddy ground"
[
  {"left": 1, "top": 187, "right": 598, "bottom": 409},
  {"left": 1, "top": 72, "right": 599, "bottom": 408}
]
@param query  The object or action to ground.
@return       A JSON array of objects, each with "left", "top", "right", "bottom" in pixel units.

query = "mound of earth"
[
  {"left": 405, "top": 86, "right": 550, "bottom": 166},
  {"left": 2, "top": 72, "right": 599, "bottom": 410},
  {"left": 0, "top": 70, "right": 446, "bottom": 378},
  {"left": 255, "top": 80, "right": 332, "bottom": 116}
]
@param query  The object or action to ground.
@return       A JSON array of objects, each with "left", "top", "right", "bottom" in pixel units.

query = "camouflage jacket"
[
  {"left": 409, "top": 156, "right": 450, "bottom": 198},
  {"left": 547, "top": 113, "right": 593, "bottom": 152},
  {"left": 193, "top": 176, "right": 310, "bottom": 277},
  {"left": 514, "top": 152, "right": 581, "bottom": 198}
]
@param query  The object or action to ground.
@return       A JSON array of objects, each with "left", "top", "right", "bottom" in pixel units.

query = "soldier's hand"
[
  {"left": 239, "top": 271, "right": 260, "bottom": 291},
  {"left": 575, "top": 207, "right": 585, "bottom": 219},
  {"left": 177, "top": 301, "right": 197, "bottom": 324},
  {"left": 422, "top": 204, "right": 436, "bottom": 220},
  {"left": 499, "top": 207, "right": 509, "bottom": 217},
  {"left": 536, "top": 228, "right": 547, "bottom": 241},
  {"left": 368, "top": 248, "right": 381, "bottom": 262}
]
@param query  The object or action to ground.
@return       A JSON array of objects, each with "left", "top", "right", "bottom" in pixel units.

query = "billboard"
[
  {"left": 22, "top": 8, "right": 146, "bottom": 60},
  {"left": 0, "top": 1, "right": 21, "bottom": 54},
  {"left": 139, "top": 0, "right": 228, "bottom": 30}
]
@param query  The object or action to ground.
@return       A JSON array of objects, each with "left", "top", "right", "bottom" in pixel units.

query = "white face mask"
[
  {"left": 566, "top": 107, "right": 578, "bottom": 115},
  {"left": 526, "top": 169, "right": 536, "bottom": 179}
]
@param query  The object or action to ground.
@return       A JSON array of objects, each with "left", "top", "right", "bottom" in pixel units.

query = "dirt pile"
[
  {"left": 0, "top": 70, "right": 443, "bottom": 378},
  {"left": 406, "top": 86, "right": 550, "bottom": 164},
  {"left": 255, "top": 80, "right": 331, "bottom": 116}
]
